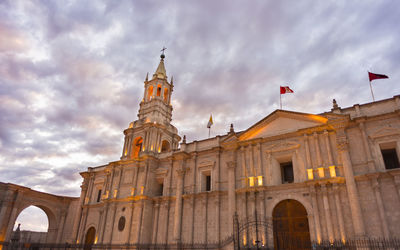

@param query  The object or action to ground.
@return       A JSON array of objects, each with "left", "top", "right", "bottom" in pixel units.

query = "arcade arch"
[
  {"left": 14, "top": 206, "right": 49, "bottom": 232},
  {"left": 0, "top": 182, "right": 77, "bottom": 244}
]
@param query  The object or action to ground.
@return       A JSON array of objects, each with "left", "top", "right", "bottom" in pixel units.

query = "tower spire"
[{"left": 153, "top": 47, "right": 167, "bottom": 80}]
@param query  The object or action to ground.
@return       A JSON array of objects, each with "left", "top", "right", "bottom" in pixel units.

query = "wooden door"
[
  {"left": 273, "top": 199, "right": 311, "bottom": 249},
  {"left": 84, "top": 227, "right": 96, "bottom": 250}
]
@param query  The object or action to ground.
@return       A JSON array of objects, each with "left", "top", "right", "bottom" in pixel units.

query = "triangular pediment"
[{"left": 239, "top": 110, "right": 328, "bottom": 141}]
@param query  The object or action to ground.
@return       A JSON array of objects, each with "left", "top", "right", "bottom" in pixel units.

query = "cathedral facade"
[{"left": 1, "top": 54, "right": 400, "bottom": 249}]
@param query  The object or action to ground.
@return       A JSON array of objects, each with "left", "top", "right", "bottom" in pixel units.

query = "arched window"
[
  {"left": 164, "top": 88, "right": 168, "bottom": 102},
  {"left": 147, "top": 86, "right": 153, "bottom": 101},
  {"left": 161, "top": 140, "right": 170, "bottom": 153},
  {"left": 157, "top": 84, "right": 162, "bottom": 97},
  {"left": 132, "top": 137, "right": 143, "bottom": 158}
]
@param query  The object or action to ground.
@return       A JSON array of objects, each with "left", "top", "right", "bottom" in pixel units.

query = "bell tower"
[{"left": 121, "top": 51, "right": 180, "bottom": 159}]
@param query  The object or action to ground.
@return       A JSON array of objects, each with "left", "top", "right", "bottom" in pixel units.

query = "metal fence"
[
  {"left": 0, "top": 240, "right": 233, "bottom": 250},
  {"left": 310, "top": 238, "right": 400, "bottom": 250},
  {"left": 3, "top": 238, "right": 400, "bottom": 250}
]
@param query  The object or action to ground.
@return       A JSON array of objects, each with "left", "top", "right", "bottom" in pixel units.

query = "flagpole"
[
  {"left": 208, "top": 127, "right": 210, "bottom": 138},
  {"left": 369, "top": 80, "right": 375, "bottom": 102},
  {"left": 280, "top": 93, "right": 282, "bottom": 109}
]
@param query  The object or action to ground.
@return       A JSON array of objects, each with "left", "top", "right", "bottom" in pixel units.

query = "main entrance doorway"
[
  {"left": 84, "top": 227, "right": 96, "bottom": 250},
  {"left": 273, "top": 199, "right": 311, "bottom": 250}
]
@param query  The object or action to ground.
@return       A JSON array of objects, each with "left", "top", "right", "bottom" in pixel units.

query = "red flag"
[
  {"left": 280, "top": 86, "right": 294, "bottom": 94},
  {"left": 368, "top": 72, "right": 388, "bottom": 81}
]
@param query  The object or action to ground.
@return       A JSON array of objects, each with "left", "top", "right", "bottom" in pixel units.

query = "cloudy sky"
[{"left": 1, "top": 0, "right": 400, "bottom": 231}]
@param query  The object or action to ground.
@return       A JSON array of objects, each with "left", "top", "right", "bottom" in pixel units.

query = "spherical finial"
[{"left": 160, "top": 46, "right": 166, "bottom": 59}]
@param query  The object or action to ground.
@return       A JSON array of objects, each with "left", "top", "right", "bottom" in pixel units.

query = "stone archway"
[
  {"left": 0, "top": 182, "right": 78, "bottom": 244},
  {"left": 272, "top": 199, "right": 311, "bottom": 250}
]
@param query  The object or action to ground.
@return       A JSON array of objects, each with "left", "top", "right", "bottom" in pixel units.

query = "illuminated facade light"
[
  {"left": 113, "top": 189, "right": 118, "bottom": 198},
  {"left": 329, "top": 166, "right": 336, "bottom": 178},
  {"left": 249, "top": 177, "right": 255, "bottom": 187},
  {"left": 257, "top": 176, "right": 263, "bottom": 186},
  {"left": 131, "top": 187, "right": 135, "bottom": 196},
  {"left": 140, "top": 186, "right": 144, "bottom": 195},
  {"left": 94, "top": 236, "right": 98, "bottom": 244},
  {"left": 307, "top": 169, "right": 314, "bottom": 180},
  {"left": 318, "top": 168, "right": 325, "bottom": 178}
]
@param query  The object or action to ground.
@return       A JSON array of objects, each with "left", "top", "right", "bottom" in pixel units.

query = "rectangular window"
[
  {"left": 280, "top": 162, "right": 294, "bottom": 183},
  {"left": 201, "top": 170, "right": 212, "bottom": 192},
  {"left": 206, "top": 175, "right": 211, "bottom": 191},
  {"left": 154, "top": 178, "right": 164, "bottom": 196},
  {"left": 97, "top": 189, "right": 102, "bottom": 202},
  {"left": 381, "top": 148, "right": 400, "bottom": 170}
]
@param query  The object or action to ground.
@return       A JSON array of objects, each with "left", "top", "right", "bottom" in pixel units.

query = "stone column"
[
  {"left": 257, "top": 143, "right": 263, "bottom": 177},
  {"left": 108, "top": 204, "right": 117, "bottom": 243},
  {"left": 249, "top": 192, "right": 256, "bottom": 244},
  {"left": 309, "top": 185, "right": 322, "bottom": 243},
  {"left": 313, "top": 132, "right": 322, "bottom": 167},
  {"left": 324, "top": 130, "right": 333, "bottom": 165},
  {"left": 214, "top": 196, "right": 220, "bottom": 242},
  {"left": 337, "top": 131, "right": 366, "bottom": 237},
  {"left": 393, "top": 175, "right": 400, "bottom": 201},
  {"left": 71, "top": 178, "right": 89, "bottom": 242},
  {"left": 266, "top": 216, "right": 274, "bottom": 249},
  {"left": 5, "top": 202, "right": 19, "bottom": 242},
  {"left": 152, "top": 203, "right": 160, "bottom": 244},
  {"left": 321, "top": 184, "right": 334, "bottom": 242},
  {"left": 241, "top": 147, "right": 248, "bottom": 181},
  {"left": 187, "top": 197, "right": 195, "bottom": 244},
  {"left": 227, "top": 161, "right": 237, "bottom": 233},
  {"left": 135, "top": 201, "right": 144, "bottom": 244},
  {"left": 304, "top": 134, "right": 312, "bottom": 168},
  {"left": 359, "top": 122, "right": 376, "bottom": 172},
  {"left": 127, "top": 136, "right": 133, "bottom": 157},
  {"left": 333, "top": 184, "right": 346, "bottom": 242},
  {"left": 56, "top": 210, "right": 67, "bottom": 242},
  {"left": 249, "top": 145, "right": 256, "bottom": 176},
  {"left": 202, "top": 194, "right": 208, "bottom": 243},
  {"left": 173, "top": 168, "right": 185, "bottom": 242},
  {"left": 128, "top": 202, "right": 135, "bottom": 244},
  {"left": 370, "top": 177, "right": 390, "bottom": 238},
  {"left": 258, "top": 191, "right": 267, "bottom": 245}
]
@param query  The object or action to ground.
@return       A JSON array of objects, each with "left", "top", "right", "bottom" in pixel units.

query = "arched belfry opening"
[
  {"left": 147, "top": 86, "right": 153, "bottom": 101},
  {"left": 272, "top": 199, "right": 311, "bottom": 249},
  {"left": 163, "top": 88, "right": 168, "bottom": 102},
  {"left": 132, "top": 137, "right": 143, "bottom": 158},
  {"left": 161, "top": 140, "right": 170, "bottom": 152},
  {"left": 157, "top": 84, "right": 162, "bottom": 97}
]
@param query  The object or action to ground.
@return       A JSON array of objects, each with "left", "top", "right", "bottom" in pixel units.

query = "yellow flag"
[{"left": 207, "top": 114, "right": 213, "bottom": 128}]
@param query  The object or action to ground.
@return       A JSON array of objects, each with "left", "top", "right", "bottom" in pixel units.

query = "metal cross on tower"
[{"left": 160, "top": 46, "right": 167, "bottom": 55}]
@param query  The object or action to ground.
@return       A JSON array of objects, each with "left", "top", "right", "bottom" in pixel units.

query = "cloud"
[{"left": 1, "top": 0, "right": 400, "bottom": 205}]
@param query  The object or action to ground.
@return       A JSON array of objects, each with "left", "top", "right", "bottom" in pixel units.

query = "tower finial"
[
  {"left": 145, "top": 72, "right": 148, "bottom": 82},
  {"left": 160, "top": 46, "right": 167, "bottom": 59}
]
